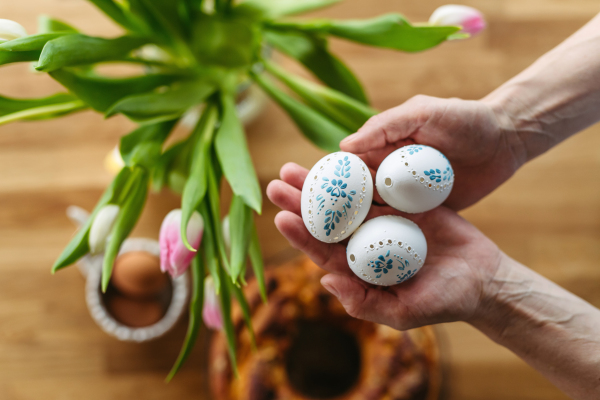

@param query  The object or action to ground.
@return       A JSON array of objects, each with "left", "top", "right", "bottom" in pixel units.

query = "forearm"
[
  {"left": 472, "top": 255, "right": 600, "bottom": 399},
  {"left": 482, "top": 13, "right": 600, "bottom": 162}
]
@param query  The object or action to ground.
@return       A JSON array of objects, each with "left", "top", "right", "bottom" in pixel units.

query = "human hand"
[
  {"left": 267, "top": 163, "right": 505, "bottom": 331},
  {"left": 341, "top": 95, "right": 526, "bottom": 210}
]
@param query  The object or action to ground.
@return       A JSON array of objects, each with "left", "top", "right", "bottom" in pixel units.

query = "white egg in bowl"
[
  {"left": 301, "top": 152, "right": 373, "bottom": 243},
  {"left": 346, "top": 215, "right": 427, "bottom": 286},
  {"left": 376, "top": 144, "right": 454, "bottom": 213}
]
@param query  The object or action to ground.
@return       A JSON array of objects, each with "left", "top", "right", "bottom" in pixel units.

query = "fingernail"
[
  {"left": 340, "top": 133, "right": 357, "bottom": 145},
  {"left": 322, "top": 282, "right": 340, "bottom": 299}
]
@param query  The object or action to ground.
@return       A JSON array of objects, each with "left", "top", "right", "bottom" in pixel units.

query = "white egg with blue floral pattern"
[
  {"left": 301, "top": 152, "right": 373, "bottom": 243},
  {"left": 376, "top": 145, "right": 454, "bottom": 213},
  {"left": 346, "top": 215, "right": 427, "bottom": 286}
]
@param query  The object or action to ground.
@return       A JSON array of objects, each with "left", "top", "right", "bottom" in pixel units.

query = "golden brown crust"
[{"left": 209, "top": 257, "right": 441, "bottom": 400}]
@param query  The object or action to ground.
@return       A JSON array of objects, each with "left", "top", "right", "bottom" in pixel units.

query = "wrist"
[
  {"left": 467, "top": 253, "right": 529, "bottom": 338},
  {"left": 481, "top": 86, "right": 534, "bottom": 168}
]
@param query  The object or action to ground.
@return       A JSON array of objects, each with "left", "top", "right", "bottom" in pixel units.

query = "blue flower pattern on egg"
[
  {"left": 367, "top": 250, "right": 414, "bottom": 280},
  {"left": 407, "top": 145, "right": 423, "bottom": 155},
  {"left": 317, "top": 156, "right": 357, "bottom": 236},
  {"left": 397, "top": 269, "right": 416, "bottom": 283},
  {"left": 423, "top": 166, "right": 453, "bottom": 183}
]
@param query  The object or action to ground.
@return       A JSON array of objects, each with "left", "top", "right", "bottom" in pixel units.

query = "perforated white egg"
[
  {"left": 346, "top": 215, "right": 427, "bottom": 286},
  {"left": 301, "top": 152, "right": 373, "bottom": 243},
  {"left": 376, "top": 145, "right": 454, "bottom": 213}
]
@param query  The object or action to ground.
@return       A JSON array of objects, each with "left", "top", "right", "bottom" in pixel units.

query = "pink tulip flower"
[
  {"left": 202, "top": 276, "right": 223, "bottom": 330},
  {"left": 429, "top": 5, "right": 486, "bottom": 36},
  {"left": 159, "top": 209, "right": 203, "bottom": 278}
]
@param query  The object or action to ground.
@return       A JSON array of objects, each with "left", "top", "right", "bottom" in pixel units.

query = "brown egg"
[
  {"left": 111, "top": 251, "right": 169, "bottom": 299},
  {"left": 106, "top": 295, "right": 163, "bottom": 328}
]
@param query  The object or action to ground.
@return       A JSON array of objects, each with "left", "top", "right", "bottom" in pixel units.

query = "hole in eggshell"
[
  {"left": 349, "top": 254, "right": 356, "bottom": 262},
  {"left": 404, "top": 162, "right": 408, "bottom": 166},
  {"left": 384, "top": 177, "right": 392, "bottom": 187},
  {"left": 387, "top": 240, "right": 392, "bottom": 244},
  {"left": 420, "top": 177, "right": 424, "bottom": 183},
  {"left": 412, "top": 171, "right": 416, "bottom": 175},
  {"left": 428, "top": 184, "right": 432, "bottom": 187},
  {"left": 314, "top": 175, "right": 318, "bottom": 180},
  {"left": 398, "top": 241, "right": 403, "bottom": 247},
  {"left": 354, "top": 211, "right": 358, "bottom": 215},
  {"left": 348, "top": 221, "right": 353, "bottom": 225},
  {"left": 369, "top": 244, "right": 374, "bottom": 249},
  {"left": 378, "top": 241, "right": 383, "bottom": 246},
  {"left": 407, "top": 246, "right": 412, "bottom": 251}
]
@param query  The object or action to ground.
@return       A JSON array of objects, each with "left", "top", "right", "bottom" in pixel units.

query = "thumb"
[{"left": 340, "top": 94, "right": 440, "bottom": 154}]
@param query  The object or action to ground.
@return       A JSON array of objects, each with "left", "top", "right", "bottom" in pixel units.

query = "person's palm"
[
  {"left": 341, "top": 95, "right": 525, "bottom": 210},
  {"left": 267, "top": 164, "right": 503, "bottom": 330}
]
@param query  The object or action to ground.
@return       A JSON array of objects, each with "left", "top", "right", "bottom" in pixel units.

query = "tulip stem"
[{"left": 0, "top": 100, "right": 86, "bottom": 126}]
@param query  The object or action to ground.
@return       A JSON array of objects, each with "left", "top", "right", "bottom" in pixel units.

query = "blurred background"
[{"left": 1, "top": 0, "right": 599, "bottom": 399}]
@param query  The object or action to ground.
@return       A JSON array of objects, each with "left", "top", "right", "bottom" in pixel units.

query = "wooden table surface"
[{"left": 1, "top": 0, "right": 599, "bottom": 399}]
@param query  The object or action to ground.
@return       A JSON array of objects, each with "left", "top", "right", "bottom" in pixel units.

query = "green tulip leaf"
[
  {"left": 50, "top": 69, "right": 181, "bottom": 112},
  {"left": 206, "top": 152, "right": 231, "bottom": 274},
  {"left": 51, "top": 167, "right": 132, "bottom": 273},
  {"left": 264, "top": 60, "right": 376, "bottom": 131},
  {"left": 228, "top": 195, "right": 253, "bottom": 284},
  {"left": 273, "top": 14, "right": 460, "bottom": 52},
  {"left": 236, "top": 0, "right": 341, "bottom": 19},
  {"left": 102, "top": 167, "right": 149, "bottom": 292},
  {"left": 0, "top": 33, "right": 73, "bottom": 52},
  {"left": 36, "top": 34, "right": 149, "bottom": 72},
  {"left": 129, "top": 0, "right": 186, "bottom": 43},
  {"left": 106, "top": 79, "right": 216, "bottom": 123},
  {"left": 248, "top": 225, "right": 267, "bottom": 303},
  {"left": 167, "top": 253, "right": 204, "bottom": 381},
  {"left": 0, "top": 50, "right": 41, "bottom": 66},
  {"left": 38, "top": 15, "right": 79, "bottom": 33},
  {"left": 119, "top": 119, "right": 177, "bottom": 169},
  {"left": 0, "top": 93, "right": 86, "bottom": 126},
  {"left": 263, "top": 29, "right": 367, "bottom": 103},
  {"left": 151, "top": 140, "right": 187, "bottom": 192},
  {"left": 200, "top": 202, "right": 221, "bottom": 295},
  {"left": 229, "top": 278, "right": 256, "bottom": 350},
  {"left": 181, "top": 104, "right": 219, "bottom": 251},
  {"left": 86, "top": 0, "right": 143, "bottom": 32},
  {"left": 217, "top": 262, "right": 238, "bottom": 378},
  {"left": 215, "top": 93, "right": 262, "bottom": 213},
  {"left": 252, "top": 72, "right": 350, "bottom": 152}
]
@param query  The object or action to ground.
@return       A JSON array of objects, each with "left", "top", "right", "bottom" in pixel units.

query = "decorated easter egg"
[
  {"left": 376, "top": 145, "right": 454, "bottom": 213},
  {"left": 301, "top": 152, "right": 373, "bottom": 243},
  {"left": 346, "top": 215, "right": 427, "bottom": 286}
]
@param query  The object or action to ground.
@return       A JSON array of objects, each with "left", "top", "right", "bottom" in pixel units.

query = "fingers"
[
  {"left": 320, "top": 273, "right": 413, "bottom": 330},
  {"left": 340, "top": 95, "right": 439, "bottom": 154},
  {"left": 266, "top": 180, "right": 301, "bottom": 215},
  {"left": 274, "top": 211, "right": 354, "bottom": 277},
  {"left": 279, "top": 162, "right": 308, "bottom": 190}
]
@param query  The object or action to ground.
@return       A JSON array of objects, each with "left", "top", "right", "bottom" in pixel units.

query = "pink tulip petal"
[{"left": 159, "top": 209, "right": 204, "bottom": 278}]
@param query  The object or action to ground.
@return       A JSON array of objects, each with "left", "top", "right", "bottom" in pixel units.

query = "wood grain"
[{"left": 0, "top": 0, "right": 598, "bottom": 399}]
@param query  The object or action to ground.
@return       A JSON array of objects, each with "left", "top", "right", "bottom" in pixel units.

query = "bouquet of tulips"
[{"left": 0, "top": 0, "right": 484, "bottom": 378}]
